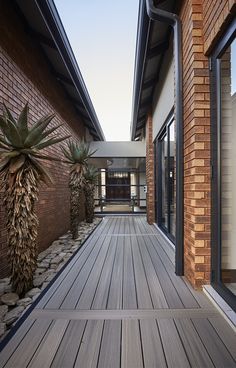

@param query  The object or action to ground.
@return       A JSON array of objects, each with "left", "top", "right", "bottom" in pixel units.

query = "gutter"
[
  {"left": 146, "top": 0, "right": 184, "bottom": 275},
  {"left": 34, "top": 0, "right": 105, "bottom": 141}
]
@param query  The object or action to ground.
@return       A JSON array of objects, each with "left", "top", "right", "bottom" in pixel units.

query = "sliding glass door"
[
  {"left": 156, "top": 116, "right": 176, "bottom": 243},
  {"left": 211, "top": 20, "right": 236, "bottom": 311}
]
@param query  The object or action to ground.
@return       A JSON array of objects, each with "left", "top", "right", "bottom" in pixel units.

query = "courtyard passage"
[{"left": 0, "top": 216, "right": 235, "bottom": 367}]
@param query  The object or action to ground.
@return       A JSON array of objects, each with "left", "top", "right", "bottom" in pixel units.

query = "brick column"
[
  {"left": 181, "top": 0, "right": 211, "bottom": 289},
  {"left": 146, "top": 112, "right": 155, "bottom": 224}
]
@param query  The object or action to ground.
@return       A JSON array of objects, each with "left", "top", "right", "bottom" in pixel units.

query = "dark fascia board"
[
  {"left": 33, "top": 0, "right": 105, "bottom": 141},
  {"left": 131, "top": 0, "right": 173, "bottom": 141},
  {"left": 131, "top": 0, "right": 151, "bottom": 141}
]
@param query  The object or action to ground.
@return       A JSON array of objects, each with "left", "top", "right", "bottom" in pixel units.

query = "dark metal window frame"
[
  {"left": 210, "top": 18, "right": 236, "bottom": 312},
  {"left": 94, "top": 167, "right": 147, "bottom": 214},
  {"left": 155, "top": 111, "right": 176, "bottom": 245}
]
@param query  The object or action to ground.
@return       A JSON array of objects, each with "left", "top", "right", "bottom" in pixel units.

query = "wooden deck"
[{"left": 0, "top": 216, "right": 236, "bottom": 367}]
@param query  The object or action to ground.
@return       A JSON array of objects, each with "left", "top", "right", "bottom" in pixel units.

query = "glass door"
[
  {"left": 156, "top": 117, "right": 176, "bottom": 243},
  {"left": 211, "top": 21, "right": 236, "bottom": 311}
]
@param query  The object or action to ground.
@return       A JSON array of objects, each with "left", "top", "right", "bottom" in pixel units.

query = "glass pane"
[
  {"left": 161, "top": 134, "right": 168, "bottom": 229},
  {"left": 220, "top": 37, "right": 236, "bottom": 296},
  {"left": 169, "top": 120, "right": 176, "bottom": 238}
]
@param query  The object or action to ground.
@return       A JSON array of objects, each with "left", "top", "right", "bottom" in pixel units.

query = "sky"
[{"left": 54, "top": 0, "right": 139, "bottom": 141}]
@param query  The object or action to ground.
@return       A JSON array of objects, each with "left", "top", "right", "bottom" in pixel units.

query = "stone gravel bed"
[{"left": 0, "top": 217, "right": 101, "bottom": 341}]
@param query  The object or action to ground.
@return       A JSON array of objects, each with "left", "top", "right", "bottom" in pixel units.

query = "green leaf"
[
  {"left": 34, "top": 135, "right": 70, "bottom": 150},
  {"left": 30, "top": 156, "right": 54, "bottom": 185},
  {"left": 9, "top": 155, "right": 26, "bottom": 174},
  {"left": 0, "top": 117, "right": 10, "bottom": 137},
  {"left": 3, "top": 104, "right": 17, "bottom": 125},
  {"left": 18, "top": 103, "right": 29, "bottom": 140},
  {"left": 24, "top": 114, "right": 55, "bottom": 147},
  {"left": 41, "top": 124, "right": 63, "bottom": 140},
  {"left": 0, "top": 135, "right": 11, "bottom": 146},
  {"left": 61, "top": 145, "right": 73, "bottom": 162},
  {"left": 5, "top": 117, "right": 24, "bottom": 148}
]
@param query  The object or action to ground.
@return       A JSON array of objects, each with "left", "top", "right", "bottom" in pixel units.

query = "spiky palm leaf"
[
  {"left": 84, "top": 166, "right": 98, "bottom": 223},
  {"left": 61, "top": 140, "right": 96, "bottom": 238},
  {"left": 0, "top": 103, "right": 69, "bottom": 295}
]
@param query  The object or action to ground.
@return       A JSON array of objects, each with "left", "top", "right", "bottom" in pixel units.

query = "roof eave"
[{"left": 33, "top": 0, "right": 105, "bottom": 141}]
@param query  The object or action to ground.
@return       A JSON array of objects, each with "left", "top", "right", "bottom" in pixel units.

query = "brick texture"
[
  {"left": 203, "top": 0, "right": 236, "bottom": 55},
  {"left": 180, "top": 0, "right": 211, "bottom": 289},
  {"left": 0, "top": 2, "right": 86, "bottom": 277},
  {"left": 180, "top": 0, "right": 235, "bottom": 289},
  {"left": 146, "top": 112, "right": 155, "bottom": 224}
]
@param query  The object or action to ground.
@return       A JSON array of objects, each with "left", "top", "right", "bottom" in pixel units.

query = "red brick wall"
[
  {"left": 180, "top": 0, "right": 235, "bottom": 288},
  {"left": 0, "top": 2, "right": 86, "bottom": 277},
  {"left": 146, "top": 112, "right": 155, "bottom": 224},
  {"left": 180, "top": 0, "right": 211, "bottom": 288},
  {"left": 203, "top": 0, "right": 236, "bottom": 55}
]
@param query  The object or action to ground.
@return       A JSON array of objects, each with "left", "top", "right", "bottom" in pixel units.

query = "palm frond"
[{"left": 17, "top": 103, "right": 29, "bottom": 140}]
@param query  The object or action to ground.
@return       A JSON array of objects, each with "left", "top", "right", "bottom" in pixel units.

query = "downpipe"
[{"left": 145, "top": 0, "right": 184, "bottom": 275}]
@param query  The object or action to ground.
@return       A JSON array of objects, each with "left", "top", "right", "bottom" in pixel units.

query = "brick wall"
[
  {"left": 146, "top": 112, "right": 155, "bottom": 224},
  {"left": 180, "top": 0, "right": 211, "bottom": 288},
  {"left": 180, "top": 0, "right": 235, "bottom": 289},
  {"left": 203, "top": 0, "right": 236, "bottom": 55},
  {"left": 0, "top": 2, "right": 86, "bottom": 277}
]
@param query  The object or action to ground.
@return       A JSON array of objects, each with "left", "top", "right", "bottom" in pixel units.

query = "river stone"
[
  {"left": 51, "top": 255, "right": 63, "bottom": 265},
  {"left": 0, "top": 323, "right": 6, "bottom": 338},
  {"left": 1, "top": 293, "right": 19, "bottom": 306},
  {"left": 25, "top": 288, "right": 41, "bottom": 298},
  {"left": 3, "top": 306, "right": 25, "bottom": 325},
  {"left": 17, "top": 298, "right": 32, "bottom": 307},
  {"left": 0, "top": 305, "right": 8, "bottom": 320},
  {"left": 33, "top": 274, "right": 48, "bottom": 287}
]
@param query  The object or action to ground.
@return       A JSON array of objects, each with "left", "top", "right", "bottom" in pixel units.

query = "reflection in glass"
[
  {"left": 159, "top": 119, "right": 176, "bottom": 242},
  {"left": 169, "top": 121, "right": 176, "bottom": 238},
  {"left": 161, "top": 134, "right": 168, "bottom": 229},
  {"left": 220, "top": 38, "right": 236, "bottom": 296}
]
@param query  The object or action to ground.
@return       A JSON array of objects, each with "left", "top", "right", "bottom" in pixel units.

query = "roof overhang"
[
  {"left": 13, "top": 0, "right": 105, "bottom": 141},
  {"left": 131, "top": 0, "right": 177, "bottom": 141}
]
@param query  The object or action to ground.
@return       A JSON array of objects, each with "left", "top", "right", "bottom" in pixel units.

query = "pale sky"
[{"left": 54, "top": 0, "right": 139, "bottom": 141}]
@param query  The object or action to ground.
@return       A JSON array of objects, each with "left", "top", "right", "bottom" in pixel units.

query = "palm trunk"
[
  {"left": 2, "top": 163, "right": 39, "bottom": 296},
  {"left": 84, "top": 183, "right": 95, "bottom": 223},
  {"left": 69, "top": 170, "right": 83, "bottom": 239}
]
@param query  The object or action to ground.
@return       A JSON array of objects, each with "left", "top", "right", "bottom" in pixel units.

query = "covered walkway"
[{"left": 0, "top": 217, "right": 235, "bottom": 367}]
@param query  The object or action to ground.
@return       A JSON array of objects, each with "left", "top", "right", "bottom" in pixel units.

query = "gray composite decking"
[{"left": 0, "top": 216, "right": 236, "bottom": 367}]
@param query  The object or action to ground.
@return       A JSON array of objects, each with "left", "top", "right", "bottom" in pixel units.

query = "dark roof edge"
[
  {"left": 131, "top": 0, "right": 150, "bottom": 141},
  {"left": 34, "top": 0, "right": 105, "bottom": 141}
]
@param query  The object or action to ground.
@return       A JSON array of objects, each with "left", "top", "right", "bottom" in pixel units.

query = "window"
[
  {"left": 211, "top": 19, "right": 236, "bottom": 311},
  {"left": 156, "top": 116, "right": 176, "bottom": 243}
]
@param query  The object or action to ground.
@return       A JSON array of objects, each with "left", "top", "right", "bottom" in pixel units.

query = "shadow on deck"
[{"left": 0, "top": 216, "right": 235, "bottom": 367}]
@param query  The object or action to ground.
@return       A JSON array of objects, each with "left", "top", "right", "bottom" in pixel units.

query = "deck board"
[{"left": 0, "top": 216, "right": 235, "bottom": 368}]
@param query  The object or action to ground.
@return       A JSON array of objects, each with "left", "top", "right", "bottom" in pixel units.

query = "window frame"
[
  {"left": 210, "top": 18, "right": 236, "bottom": 311},
  {"left": 155, "top": 113, "right": 176, "bottom": 244}
]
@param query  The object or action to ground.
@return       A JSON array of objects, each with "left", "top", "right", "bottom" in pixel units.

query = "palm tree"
[
  {"left": 0, "top": 103, "right": 69, "bottom": 295},
  {"left": 84, "top": 165, "right": 98, "bottom": 223},
  {"left": 61, "top": 141, "right": 96, "bottom": 238}
]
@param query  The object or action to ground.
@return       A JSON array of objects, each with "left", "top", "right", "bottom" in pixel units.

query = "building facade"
[
  {"left": 132, "top": 0, "right": 236, "bottom": 312},
  {"left": 0, "top": 0, "right": 104, "bottom": 277}
]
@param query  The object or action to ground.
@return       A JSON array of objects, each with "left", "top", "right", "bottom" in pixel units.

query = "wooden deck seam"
[
  {"left": 141, "top": 233, "right": 184, "bottom": 309},
  {"left": 29, "top": 308, "right": 218, "bottom": 320},
  {"left": 75, "top": 235, "right": 113, "bottom": 309},
  {"left": 148, "top": 234, "right": 200, "bottom": 309}
]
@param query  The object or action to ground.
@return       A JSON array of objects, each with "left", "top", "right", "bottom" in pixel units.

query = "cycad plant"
[
  {"left": 61, "top": 141, "right": 96, "bottom": 239},
  {"left": 84, "top": 165, "right": 98, "bottom": 223},
  {"left": 0, "top": 103, "right": 69, "bottom": 295}
]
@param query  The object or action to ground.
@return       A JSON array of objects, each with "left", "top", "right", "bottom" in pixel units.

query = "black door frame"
[
  {"left": 210, "top": 18, "right": 236, "bottom": 311},
  {"left": 155, "top": 112, "right": 176, "bottom": 244}
]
